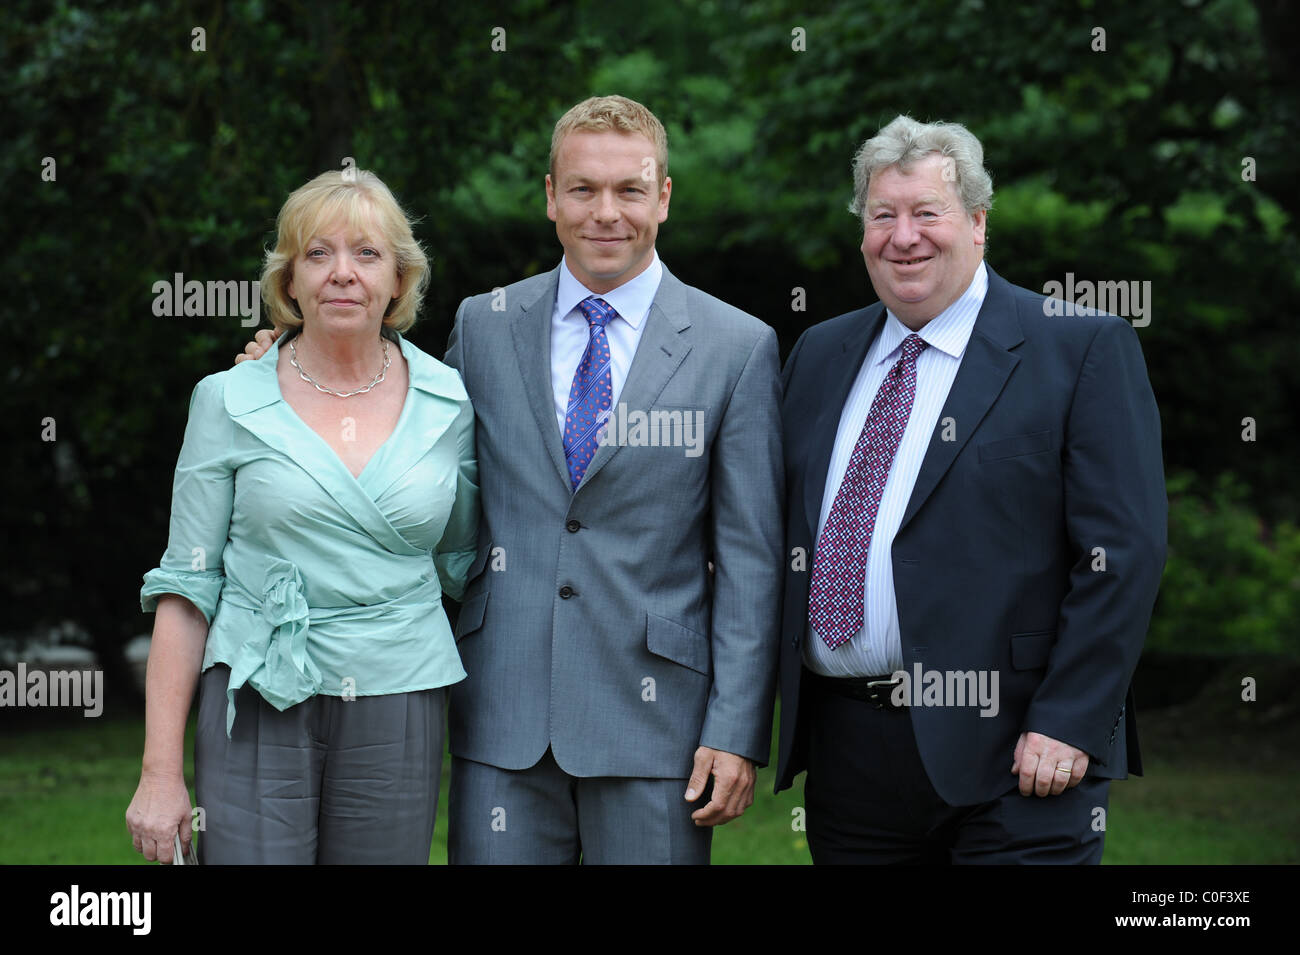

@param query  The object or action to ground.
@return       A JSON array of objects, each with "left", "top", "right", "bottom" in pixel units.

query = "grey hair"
[{"left": 848, "top": 115, "right": 993, "bottom": 219}]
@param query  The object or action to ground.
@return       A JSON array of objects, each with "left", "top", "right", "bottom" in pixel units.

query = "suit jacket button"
[
  {"left": 566, "top": 519, "right": 581, "bottom": 533},
  {"left": 559, "top": 585, "right": 575, "bottom": 599}
]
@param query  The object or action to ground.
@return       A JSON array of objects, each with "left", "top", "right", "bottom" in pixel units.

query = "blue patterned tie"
[{"left": 563, "top": 296, "right": 616, "bottom": 489}]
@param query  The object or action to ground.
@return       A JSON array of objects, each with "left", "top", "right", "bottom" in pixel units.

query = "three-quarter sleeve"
[
  {"left": 433, "top": 396, "right": 479, "bottom": 602},
  {"left": 140, "top": 374, "right": 237, "bottom": 623}
]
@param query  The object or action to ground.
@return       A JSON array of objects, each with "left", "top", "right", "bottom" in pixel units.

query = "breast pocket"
[
  {"left": 978, "top": 430, "right": 1054, "bottom": 462},
  {"left": 605, "top": 405, "right": 711, "bottom": 463}
]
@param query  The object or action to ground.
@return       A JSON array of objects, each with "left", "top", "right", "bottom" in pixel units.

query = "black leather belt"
[{"left": 804, "top": 668, "right": 907, "bottom": 710}]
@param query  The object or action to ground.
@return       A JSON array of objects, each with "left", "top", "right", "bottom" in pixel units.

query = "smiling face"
[
  {"left": 861, "top": 153, "right": 986, "bottom": 329},
  {"left": 546, "top": 129, "right": 671, "bottom": 294},
  {"left": 288, "top": 214, "right": 402, "bottom": 335}
]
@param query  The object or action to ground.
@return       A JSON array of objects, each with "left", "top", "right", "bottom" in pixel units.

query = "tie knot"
[
  {"left": 578, "top": 296, "right": 616, "bottom": 329},
  {"left": 899, "top": 333, "right": 928, "bottom": 363}
]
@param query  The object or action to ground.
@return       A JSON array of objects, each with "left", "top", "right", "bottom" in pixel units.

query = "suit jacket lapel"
[
  {"left": 897, "top": 266, "right": 1024, "bottom": 533},
  {"left": 509, "top": 267, "right": 572, "bottom": 491},
  {"left": 803, "top": 305, "right": 884, "bottom": 538},
  {"left": 574, "top": 266, "right": 693, "bottom": 492}
]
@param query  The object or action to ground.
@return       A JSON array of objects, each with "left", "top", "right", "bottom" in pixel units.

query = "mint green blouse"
[{"left": 140, "top": 331, "right": 478, "bottom": 736}]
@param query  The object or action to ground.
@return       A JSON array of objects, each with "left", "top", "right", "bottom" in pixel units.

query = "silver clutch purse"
[{"left": 171, "top": 833, "right": 199, "bottom": 865}]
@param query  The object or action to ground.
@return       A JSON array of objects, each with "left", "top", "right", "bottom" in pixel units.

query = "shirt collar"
[
  {"left": 876, "top": 260, "right": 988, "bottom": 364},
  {"left": 226, "top": 328, "right": 464, "bottom": 417},
  {"left": 555, "top": 250, "right": 663, "bottom": 330}
]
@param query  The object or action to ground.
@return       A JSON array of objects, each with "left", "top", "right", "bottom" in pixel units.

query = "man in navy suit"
[{"left": 774, "top": 115, "right": 1166, "bottom": 863}]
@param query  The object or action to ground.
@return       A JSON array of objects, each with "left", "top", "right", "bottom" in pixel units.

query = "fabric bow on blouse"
[{"left": 141, "top": 331, "right": 479, "bottom": 736}]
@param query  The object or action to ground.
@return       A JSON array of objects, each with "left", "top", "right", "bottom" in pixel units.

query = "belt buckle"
[{"left": 864, "top": 676, "right": 902, "bottom": 710}]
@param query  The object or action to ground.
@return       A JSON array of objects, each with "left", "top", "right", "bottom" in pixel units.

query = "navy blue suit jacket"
[{"left": 774, "top": 265, "right": 1167, "bottom": 805}]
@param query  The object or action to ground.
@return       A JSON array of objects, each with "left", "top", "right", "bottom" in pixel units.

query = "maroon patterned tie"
[{"left": 808, "top": 333, "right": 929, "bottom": 649}]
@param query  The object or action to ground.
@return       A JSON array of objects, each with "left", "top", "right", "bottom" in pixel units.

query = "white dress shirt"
[
  {"left": 550, "top": 252, "right": 663, "bottom": 437},
  {"left": 804, "top": 261, "right": 988, "bottom": 677}
]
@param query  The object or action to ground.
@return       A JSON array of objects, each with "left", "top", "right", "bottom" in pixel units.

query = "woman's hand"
[
  {"left": 126, "top": 770, "right": 193, "bottom": 863},
  {"left": 128, "top": 595, "right": 208, "bottom": 864}
]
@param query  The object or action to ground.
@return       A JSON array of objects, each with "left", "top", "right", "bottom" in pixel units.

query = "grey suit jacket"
[{"left": 443, "top": 263, "right": 784, "bottom": 779}]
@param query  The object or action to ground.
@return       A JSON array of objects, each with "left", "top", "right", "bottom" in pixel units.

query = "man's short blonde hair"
[
  {"left": 260, "top": 169, "right": 429, "bottom": 334},
  {"left": 549, "top": 95, "right": 669, "bottom": 187}
]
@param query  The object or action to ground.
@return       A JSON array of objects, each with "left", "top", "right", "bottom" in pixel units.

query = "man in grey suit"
[{"left": 442, "top": 95, "right": 783, "bottom": 863}]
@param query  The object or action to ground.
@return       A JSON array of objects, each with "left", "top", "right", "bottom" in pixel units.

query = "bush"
[{"left": 1148, "top": 472, "right": 1300, "bottom": 656}]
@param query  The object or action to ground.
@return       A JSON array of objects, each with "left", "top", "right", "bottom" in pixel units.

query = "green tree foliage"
[
  {"left": 2, "top": 0, "right": 1296, "bottom": 673},
  {"left": 2, "top": 0, "right": 595, "bottom": 669},
  {"left": 713, "top": 0, "right": 1300, "bottom": 518},
  {"left": 1152, "top": 473, "right": 1300, "bottom": 655}
]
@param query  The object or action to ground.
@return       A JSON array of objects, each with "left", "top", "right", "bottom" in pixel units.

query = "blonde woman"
[{"left": 126, "top": 170, "right": 477, "bottom": 863}]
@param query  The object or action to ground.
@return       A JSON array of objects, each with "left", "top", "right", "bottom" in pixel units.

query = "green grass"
[
  {"left": 712, "top": 761, "right": 812, "bottom": 864},
  {"left": 0, "top": 717, "right": 183, "bottom": 865},
  {"left": 1103, "top": 762, "right": 1299, "bottom": 863},
  {"left": 3, "top": 674, "right": 1295, "bottom": 864}
]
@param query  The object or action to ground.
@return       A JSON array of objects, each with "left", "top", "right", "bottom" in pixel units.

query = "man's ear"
[
  {"left": 545, "top": 174, "right": 558, "bottom": 222},
  {"left": 657, "top": 175, "right": 672, "bottom": 224}
]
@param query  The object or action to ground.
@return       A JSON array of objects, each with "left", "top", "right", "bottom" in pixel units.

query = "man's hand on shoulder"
[
  {"left": 234, "top": 328, "right": 281, "bottom": 365},
  {"left": 685, "top": 746, "right": 756, "bottom": 826},
  {"left": 1012, "top": 731, "right": 1090, "bottom": 797}
]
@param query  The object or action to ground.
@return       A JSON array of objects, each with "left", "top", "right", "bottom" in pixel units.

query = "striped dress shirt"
[{"left": 804, "top": 261, "right": 988, "bottom": 677}]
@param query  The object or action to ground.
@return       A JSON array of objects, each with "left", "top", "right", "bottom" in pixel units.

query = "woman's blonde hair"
[{"left": 260, "top": 169, "right": 429, "bottom": 334}]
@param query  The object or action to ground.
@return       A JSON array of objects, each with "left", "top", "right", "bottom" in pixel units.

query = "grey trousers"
[
  {"left": 447, "top": 748, "right": 712, "bottom": 864},
  {"left": 194, "top": 664, "right": 445, "bottom": 864}
]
